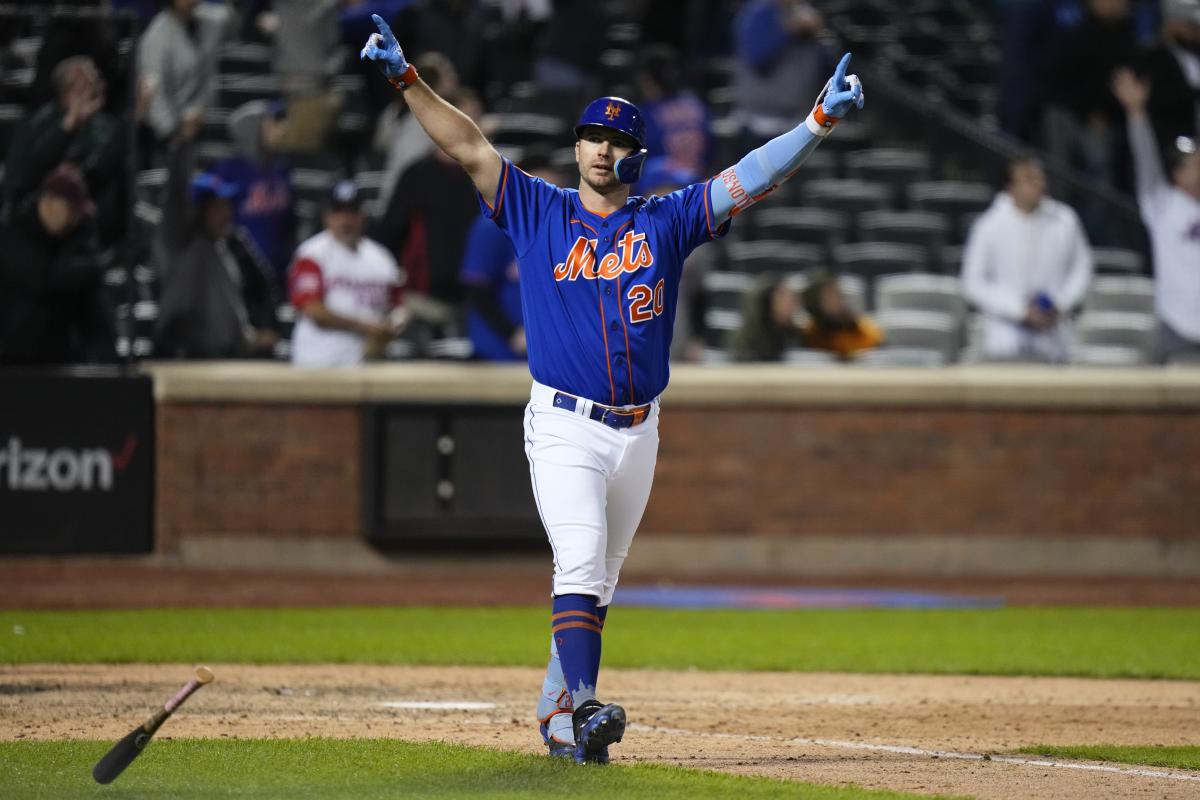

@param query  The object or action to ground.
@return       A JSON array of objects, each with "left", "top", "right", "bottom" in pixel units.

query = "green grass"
[
  {"left": 0, "top": 738, "right": 957, "bottom": 800},
  {"left": 1, "top": 607, "right": 1198, "bottom": 679},
  {"left": 1015, "top": 744, "right": 1200, "bottom": 771}
]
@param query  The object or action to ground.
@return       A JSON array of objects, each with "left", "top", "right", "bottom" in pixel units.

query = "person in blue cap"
[
  {"left": 154, "top": 117, "right": 280, "bottom": 359},
  {"left": 361, "top": 13, "right": 864, "bottom": 765}
]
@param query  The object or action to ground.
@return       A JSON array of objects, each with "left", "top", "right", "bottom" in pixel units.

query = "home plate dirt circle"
[{"left": 4, "top": 664, "right": 1198, "bottom": 800}]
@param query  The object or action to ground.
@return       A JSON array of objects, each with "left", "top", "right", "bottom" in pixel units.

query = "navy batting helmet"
[
  {"left": 575, "top": 96, "right": 648, "bottom": 184},
  {"left": 574, "top": 96, "right": 645, "bottom": 149}
]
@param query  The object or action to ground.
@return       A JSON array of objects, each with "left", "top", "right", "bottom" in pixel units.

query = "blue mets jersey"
[{"left": 478, "top": 159, "right": 729, "bottom": 406}]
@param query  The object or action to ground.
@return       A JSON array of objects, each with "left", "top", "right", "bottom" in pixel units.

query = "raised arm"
[
  {"left": 360, "top": 15, "right": 502, "bottom": 205},
  {"left": 709, "top": 52, "right": 864, "bottom": 222},
  {"left": 1112, "top": 68, "right": 1169, "bottom": 221}
]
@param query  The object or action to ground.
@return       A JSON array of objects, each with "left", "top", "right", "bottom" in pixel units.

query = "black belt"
[{"left": 552, "top": 392, "right": 653, "bottom": 429}]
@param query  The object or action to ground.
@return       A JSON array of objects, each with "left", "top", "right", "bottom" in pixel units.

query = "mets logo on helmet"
[{"left": 605, "top": 102, "right": 621, "bottom": 120}]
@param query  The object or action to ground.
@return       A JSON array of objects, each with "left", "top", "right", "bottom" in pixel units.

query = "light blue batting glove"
[
  {"left": 360, "top": 14, "right": 417, "bottom": 89},
  {"left": 820, "top": 52, "right": 865, "bottom": 119}
]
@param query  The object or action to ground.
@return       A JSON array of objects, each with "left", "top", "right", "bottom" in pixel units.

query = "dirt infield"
[
  {"left": 3, "top": 663, "right": 1198, "bottom": 800},
  {"left": 4, "top": 558, "right": 1199, "bottom": 798}
]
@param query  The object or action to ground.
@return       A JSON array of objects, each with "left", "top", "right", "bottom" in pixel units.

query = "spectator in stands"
[
  {"left": 634, "top": 45, "right": 714, "bottom": 183},
  {"left": 1139, "top": 0, "right": 1200, "bottom": 147},
  {"left": 1043, "top": 0, "right": 1138, "bottom": 237},
  {"left": 214, "top": 99, "right": 296, "bottom": 285},
  {"left": 374, "top": 52, "right": 460, "bottom": 212},
  {"left": 3, "top": 56, "right": 114, "bottom": 211},
  {"left": 729, "top": 272, "right": 882, "bottom": 362},
  {"left": 798, "top": 272, "right": 883, "bottom": 359},
  {"left": 154, "top": 118, "right": 280, "bottom": 359},
  {"left": 1113, "top": 68, "right": 1200, "bottom": 363},
  {"left": 996, "top": 0, "right": 1059, "bottom": 143},
  {"left": 269, "top": 0, "right": 340, "bottom": 92},
  {"left": 28, "top": 8, "right": 128, "bottom": 114},
  {"left": 458, "top": 150, "right": 564, "bottom": 362},
  {"left": 373, "top": 88, "right": 484, "bottom": 329},
  {"left": 531, "top": 0, "right": 605, "bottom": 94},
  {"left": 732, "top": 0, "right": 834, "bottom": 146},
  {"left": 961, "top": 157, "right": 1094, "bottom": 363},
  {"left": 0, "top": 164, "right": 115, "bottom": 365},
  {"left": 137, "top": 0, "right": 233, "bottom": 154},
  {"left": 289, "top": 179, "right": 406, "bottom": 366}
]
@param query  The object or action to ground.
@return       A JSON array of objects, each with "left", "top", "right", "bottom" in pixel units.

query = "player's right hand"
[{"left": 359, "top": 13, "right": 408, "bottom": 81}]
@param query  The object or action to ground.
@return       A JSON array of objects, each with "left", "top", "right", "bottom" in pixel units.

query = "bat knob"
[{"left": 195, "top": 666, "right": 215, "bottom": 684}]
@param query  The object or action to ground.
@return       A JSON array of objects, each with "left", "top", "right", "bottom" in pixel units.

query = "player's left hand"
[
  {"left": 359, "top": 13, "right": 409, "bottom": 82},
  {"left": 819, "top": 53, "right": 865, "bottom": 118}
]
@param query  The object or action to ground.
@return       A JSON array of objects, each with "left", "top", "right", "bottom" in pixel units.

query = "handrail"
[{"left": 859, "top": 57, "right": 1143, "bottom": 226}]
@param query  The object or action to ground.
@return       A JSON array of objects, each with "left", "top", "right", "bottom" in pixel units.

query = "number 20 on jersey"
[{"left": 628, "top": 279, "right": 665, "bottom": 323}]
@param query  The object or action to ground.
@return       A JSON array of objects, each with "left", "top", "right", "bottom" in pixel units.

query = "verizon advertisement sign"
[{"left": 0, "top": 371, "right": 153, "bottom": 553}]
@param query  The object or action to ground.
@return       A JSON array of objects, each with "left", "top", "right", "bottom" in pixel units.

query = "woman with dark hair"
[{"left": 730, "top": 271, "right": 881, "bottom": 361}]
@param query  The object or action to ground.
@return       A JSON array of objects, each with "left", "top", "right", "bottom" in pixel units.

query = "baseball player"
[{"left": 361, "top": 15, "right": 863, "bottom": 764}]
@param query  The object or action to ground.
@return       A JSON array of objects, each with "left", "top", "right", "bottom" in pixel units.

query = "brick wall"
[
  {"left": 644, "top": 407, "right": 1200, "bottom": 538},
  {"left": 156, "top": 404, "right": 361, "bottom": 552},
  {"left": 155, "top": 402, "right": 1200, "bottom": 550}
]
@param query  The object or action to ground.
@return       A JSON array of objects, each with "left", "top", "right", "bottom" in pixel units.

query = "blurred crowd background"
[{"left": 0, "top": 0, "right": 1197, "bottom": 370}]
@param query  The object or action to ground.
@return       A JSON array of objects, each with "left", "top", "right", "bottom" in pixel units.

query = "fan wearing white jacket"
[{"left": 961, "top": 157, "right": 1093, "bottom": 363}]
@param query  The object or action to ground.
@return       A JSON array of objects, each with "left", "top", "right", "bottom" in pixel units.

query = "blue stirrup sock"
[{"left": 552, "top": 594, "right": 605, "bottom": 708}]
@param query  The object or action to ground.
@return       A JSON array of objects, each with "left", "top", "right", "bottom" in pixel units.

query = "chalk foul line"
[{"left": 630, "top": 723, "right": 1200, "bottom": 784}]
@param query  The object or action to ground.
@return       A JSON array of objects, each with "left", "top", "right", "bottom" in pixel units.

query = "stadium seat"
[
  {"left": 802, "top": 179, "right": 892, "bottom": 224},
  {"left": 1085, "top": 276, "right": 1155, "bottom": 315},
  {"left": 219, "top": 42, "right": 272, "bottom": 74},
  {"left": 291, "top": 168, "right": 338, "bottom": 204},
  {"left": 750, "top": 207, "right": 849, "bottom": 253},
  {"left": 940, "top": 244, "right": 965, "bottom": 275},
  {"left": 783, "top": 348, "right": 840, "bottom": 365},
  {"left": 783, "top": 147, "right": 840, "bottom": 187},
  {"left": 1073, "top": 345, "right": 1150, "bottom": 366},
  {"left": 833, "top": 242, "right": 928, "bottom": 285},
  {"left": 836, "top": 273, "right": 868, "bottom": 314},
  {"left": 1073, "top": 311, "right": 1156, "bottom": 363},
  {"left": 813, "top": 118, "right": 873, "bottom": 153},
  {"left": 845, "top": 148, "right": 933, "bottom": 202},
  {"left": 484, "top": 112, "right": 568, "bottom": 146},
  {"left": 908, "top": 181, "right": 993, "bottom": 231},
  {"left": 426, "top": 337, "right": 474, "bottom": 360},
  {"left": 855, "top": 346, "right": 946, "bottom": 366},
  {"left": 200, "top": 106, "right": 232, "bottom": 142},
  {"left": 702, "top": 271, "right": 753, "bottom": 336},
  {"left": 217, "top": 73, "right": 282, "bottom": 109},
  {"left": 858, "top": 210, "right": 950, "bottom": 265},
  {"left": 726, "top": 240, "right": 822, "bottom": 274},
  {"left": 1092, "top": 247, "right": 1145, "bottom": 275},
  {"left": 874, "top": 273, "right": 965, "bottom": 321},
  {"left": 872, "top": 308, "right": 960, "bottom": 363},
  {"left": 0, "top": 104, "right": 25, "bottom": 153}
]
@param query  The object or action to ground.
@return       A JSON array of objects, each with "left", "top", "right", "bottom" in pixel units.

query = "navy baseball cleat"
[
  {"left": 571, "top": 700, "right": 626, "bottom": 765},
  {"left": 539, "top": 721, "right": 575, "bottom": 759}
]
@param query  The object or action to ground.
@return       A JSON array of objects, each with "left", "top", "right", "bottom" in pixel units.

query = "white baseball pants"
[{"left": 523, "top": 381, "right": 660, "bottom": 605}]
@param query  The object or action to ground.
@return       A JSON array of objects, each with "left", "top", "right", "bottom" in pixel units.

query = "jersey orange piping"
[
  {"left": 611, "top": 220, "right": 637, "bottom": 403},
  {"left": 592, "top": 242, "right": 617, "bottom": 405},
  {"left": 491, "top": 159, "right": 510, "bottom": 217}
]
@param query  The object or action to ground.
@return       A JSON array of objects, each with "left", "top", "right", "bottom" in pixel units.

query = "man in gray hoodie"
[{"left": 153, "top": 117, "right": 279, "bottom": 359}]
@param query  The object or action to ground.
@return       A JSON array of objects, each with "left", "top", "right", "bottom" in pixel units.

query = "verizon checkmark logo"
[{"left": 0, "top": 435, "right": 139, "bottom": 492}]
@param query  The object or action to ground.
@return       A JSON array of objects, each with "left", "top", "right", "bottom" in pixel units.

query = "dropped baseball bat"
[{"left": 92, "top": 666, "right": 214, "bottom": 784}]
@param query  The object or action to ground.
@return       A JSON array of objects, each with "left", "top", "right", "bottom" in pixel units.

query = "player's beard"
[{"left": 580, "top": 165, "right": 623, "bottom": 195}]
